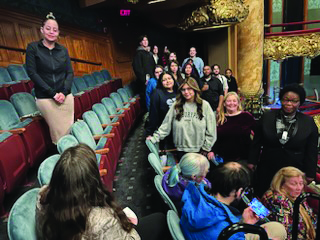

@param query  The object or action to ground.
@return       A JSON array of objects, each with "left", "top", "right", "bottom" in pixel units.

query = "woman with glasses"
[
  {"left": 248, "top": 84, "right": 318, "bottom": 197},
  {"left": 147, "top": 77, "right": 216, "bottom": 160}
]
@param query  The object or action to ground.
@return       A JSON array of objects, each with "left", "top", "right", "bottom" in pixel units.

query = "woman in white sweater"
[{"left": 148, "top": 77, "right": 216, "bottom": 160}]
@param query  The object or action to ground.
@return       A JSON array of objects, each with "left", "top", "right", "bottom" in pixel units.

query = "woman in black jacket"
[
  {"left": 26, "top": 12, "right": 74, "bottom": 144},
  {"left": 248, "top": 84, "right": 318, "bottom": 197}
]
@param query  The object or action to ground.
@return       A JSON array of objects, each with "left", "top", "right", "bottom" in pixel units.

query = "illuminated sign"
[{"left": 120, "top": 10, "right": 131, "bottom": 16}]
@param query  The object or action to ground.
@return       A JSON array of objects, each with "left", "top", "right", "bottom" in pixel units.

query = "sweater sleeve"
[
  {"left": 304, "top": 117, "right": 318, "bottom": 178},
  {"left": 202, "top": 101, "right": 217, "bottom": 152},
  {"left": 151, "top": 103, "right": 175, "bottom": 143},
  {"left": 26, "top": 44, "right": 56, "bottom": 98},
  {"left": 62, "top": 48, "right": 74, "bottom": 95}
]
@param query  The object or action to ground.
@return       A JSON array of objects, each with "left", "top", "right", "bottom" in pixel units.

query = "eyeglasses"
[
  {"left": 282, "top": 99, "right": 300, "bottom": 104},
  {"left": 181, "top": 87, "right": 193, "bottom": 92}
]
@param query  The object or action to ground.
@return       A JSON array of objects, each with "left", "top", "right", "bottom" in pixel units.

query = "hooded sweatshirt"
[
  {"left": 132, "top": 46, "right": 155, "bottom": 84},
  {"left": 180, "top": 183, "right": 245, "bottom": 240}
]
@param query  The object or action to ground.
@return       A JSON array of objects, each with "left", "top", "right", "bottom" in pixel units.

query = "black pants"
[{"left": 135, "top": 212, "right": 171, "bottom": 240}]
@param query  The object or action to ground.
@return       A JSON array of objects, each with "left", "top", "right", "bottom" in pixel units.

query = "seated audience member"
[
  {"left": 146, "top": 65, "right": 164, "bottom": 111},
  {"left": 180, "top": 162, "right": 287, "bottom": 240},
  {"left": 198, "top": 65, "right": 224, "bottom": 113},
  {"left": 146, "top": 72, "right": 178, "bottom": 149},
  {"left": 214, "top": 92, "right": 256, "bottom": 162},
  {"left": 212, "top": 64, "right": 228, "bottom": 95},
  {"left": 162, "top": 153, "right": 211, "bottom": 208},
  {"left": 261, "top": 166, "right": 317, "bottom": 240},
  {"left": 225, "top": 68, "right": 238, "bottom": 93},
  {"left": 147, "top": 77, "right": 216, "bottom": 161},
  {"left": 36, "top": 144, "right": 169, "bottom": 240},
  {"left": 168, "top": 60, "right": 185, "bottom": 85}
]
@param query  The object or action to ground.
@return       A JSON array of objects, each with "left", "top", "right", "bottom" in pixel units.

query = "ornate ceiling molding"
[
  {"left": 264, "top": 33, "right": 320, "bottom": 60},
  {"left": 179, "top": 0, "right": 249, "bottom": 30}
]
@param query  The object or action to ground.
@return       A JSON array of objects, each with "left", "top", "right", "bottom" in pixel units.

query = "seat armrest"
[
  {"left": 116, "top": 107, "right": 130, "bottom": 111},
  {"left": 160, "top": 149, "right": 177, "bottom": 153},
  {"left": 21, "top": 79, "right": 31, "bottom": 83},
  {"left": 110, "top": 114, "right": 125, "bottom": 118},
  {"left": 95, "top": 148, "right": 109, "bottom": 154},
  {"left": 0, "top": 128, "right": 26, "bottom": 134},
  {"left": 99, "top": 169, "right": 107, "bottom": 176},
  {"left": 163, "top": 166, "right": 172, "bottom": 172},
  {"left": 94, "top": 133, "right": 115, "bottom": 140},
  {"left": 101, "top": 122, "right": 120, "bottom": 128},
  {"left": 20, "top": 115, "right": 43, "bottom": 122}
]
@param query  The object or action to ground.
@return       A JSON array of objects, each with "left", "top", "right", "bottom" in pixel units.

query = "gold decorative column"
[{"left": 237, "top": 0, "right": 264, "bottom": 97}]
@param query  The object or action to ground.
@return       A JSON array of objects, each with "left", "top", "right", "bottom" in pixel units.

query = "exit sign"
[{"left": 120, "top": 10, "right": 131, "bottom": 16}]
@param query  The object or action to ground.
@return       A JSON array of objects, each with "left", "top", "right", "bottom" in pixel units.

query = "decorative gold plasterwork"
[
  {"left": 179, "top": 0, "right": 249, "bottom": 30},
  {"left": 312, "top": 115, "right": 320, "bottom": 134},
  {"left": 264, "top": 33, "right": 320, "bottom": 60}
]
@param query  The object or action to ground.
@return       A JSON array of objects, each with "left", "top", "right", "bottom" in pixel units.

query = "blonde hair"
[
  {"left": 217, "top": 92, "right": 242, "bottom": 125},
  {"left": 271, "top": 167, "right": 315, "bottom": 240}
]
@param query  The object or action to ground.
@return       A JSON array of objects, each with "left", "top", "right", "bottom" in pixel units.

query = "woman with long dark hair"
[
  {"left": 147, "top": 77, "right": 216, "bottom": 160},
  {"left": 167, "top": 60, "right": 185, "bottom": 85},
  {"left": 36, "top": 144, "right": 168, "bottom": 240},
  {"left": 182, "top": 61, "right": 200, "bottom": 83}
]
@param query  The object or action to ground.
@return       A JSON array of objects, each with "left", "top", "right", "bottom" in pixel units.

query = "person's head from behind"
[
  {"left": 271, "top": 166, "right": 306, "bottom": 200},
  {"left": 168, "top": 153, "right": 209, "bottom": 187},
  {"left": 154, "top": 65, "right": 163, "bottom": 80},
  {"left": 210, "top": 162, "right": 251, "bottom": 202},
  {"left": 139, "top": 35, "right": 148, "bottom": 48},
  {"left": 189, "top": 47, "right": 197, "bottom": 58},
  {"left": 203, "top": 65, "right": 212, "bottom": 77},
  {"left": 169, "top": 52, "right": 177, "bottom": 61},
  {"left": 279, "top": 84, "right": 306, "bottom": 116},
  {"left": 225, "top": 68, "right": 233, "bottom": 78},
  {"left": 41, "top": 144, "right": 132, "bottom": 239},
  {"left": 157, "top": 72, "right": 177, "bottom": 92},
  {"left": 212, "top": 64, "right": 221, "bottom": 75},
  {"left": 41, "top": 12, "right": 59, "bottom": 43}
]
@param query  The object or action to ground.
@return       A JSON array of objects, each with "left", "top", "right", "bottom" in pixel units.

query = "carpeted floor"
[{"left": 0, "top": 116, "right": 170, "bottom": 239}]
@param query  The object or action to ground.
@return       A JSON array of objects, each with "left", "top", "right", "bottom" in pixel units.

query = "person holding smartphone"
[{"left": 180, "top": 162, "right": 287, "bottom": 240}]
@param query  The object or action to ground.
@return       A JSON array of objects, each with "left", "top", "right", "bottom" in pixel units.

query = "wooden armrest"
[
  {"left": 116, "top": 107, "right": 130, "bottom": 111},
  {"left": 95, "top": 148, "right": 109, "bottom": 154},
  {"left": 0, "top": 128, "right": 26, "bottom": 134},
  {"left": 21, "top": 79, "right": 31, "bottom": 83},
  {"left": 125, "top": 101, "right": 136, "bottom": 105},
  {"left": 20, "top": 115, "right": 43, "bottom": 122},
  {"left": 101, "top": 122, "right": 120, "bottom": 128},
  {"left": 160, "top": 149, "right": 177, "bottom": 153},
  {"left": 1, "top": 84, "right": 11, "bottom": 88},
  {"left": 162, "top": 166, "right": 172, "bottom": 172},
  {"left": 93, "top": 133, "right": 115, "bottom": 140},
  {"left": 134, "top": 96, "right": 141, "bottom": 100},
  {"left": 109, "top": 114, "right": 125, "bottom": 118},
  {"left": 99, "top": 169, "right": 107, "bottom": 176}
]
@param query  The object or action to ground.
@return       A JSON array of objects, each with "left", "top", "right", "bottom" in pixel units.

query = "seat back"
[
  {"left": 83, "top": 74, "right": 98, "bottom": 88},
  {"left": 37, "top": 154, "right": 60, "bottom": 186},
  {"left": 117, "top": 88, "right": 130, "bottom": 103},
  {"left": 71, "top": 82, "right": 79, "bottom": 95},
  {"left": 145, "top": 139, "right": 160, "bottom": 159},
  {"left": 148, "top": 153, "right": 163, "bottom": 176},
  {"left": 0, "top": 67, "right": 14, "bottom": 83},
  {"left": 70, "top": 121, "right": 97, "bottom": 150},
  {"left": 7, "top": 188, "right": 40, "bottom": 240},
  {"left": 73, "top": 77, "right": 89, "bottom": 92},
  {"left": 101, "top": 97, "right": 118, "bottom": 115},
  {"left": 154, "top": 175, "right": 178, "bottom": 213},
  {"left": 10, "top": 92, "right": 40, "bottom": 118},
  {"left": 0, "top": 100, "right": 21, "bottom": 130},
  {"left": 92, "top": 103, "right": 112, "bottom": 125},
  {"left": 167, "top": 210, "right": 186, "bottom": 240},
  {"left": 100, "top": 69, "right": 112, "bottom": 80},
  {"left": 110, "top": 92, "right": 124, "bottom": 108},
  {"left": 82, "top": 111, "right": 104, "bottom": 135},
  {"left": 57, "top": 134, "right": 79, "bottom": 154},
  {"left": 7, "top": 65, "right": 30, "bottom": 81},
  {"left": 92, "top": 71, "right": 106, "bottom": 84}
]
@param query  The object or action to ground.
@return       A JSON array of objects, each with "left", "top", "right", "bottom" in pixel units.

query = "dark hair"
[
  {"left": 42, "top": 12, "right": 57, "bottom": 27},
  {"left": 167, "top": 60, "right": 184, "bottom": 85},
  {"left": 209, "top": 162, "right": 251, "bottom": 197},
  {"left": 175, "top": 77, "right": 203, "bottom": 121},
  {"left": 138, "top": 35, "right": 148, "bottom": 44},
  {"left": 279, "top": 83, "right": 306, "bottom": 105},
  {"left": 40, "top": 144, "right": 133, "bottom": 239},
  {"left": 182, "top": 63, "right": 200, "bottom": 79},
  {"left": 157, "top": 72, "right": 178, "bottom": 92},
  {"left": 225, "top": 68, "right": 233, "bottom": 74},
  {"left": 211, "top": 64, "right": 220, "bottom": 70}
]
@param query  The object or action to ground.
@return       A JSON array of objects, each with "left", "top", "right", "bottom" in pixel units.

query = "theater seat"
[
  {"left": 82, "top": 74, "right": 103, "bottom": 101},
  {"left": 7, "top": 64, "right": 33, "bottom": 92},
  {"left": 71, "top": 83, "right": 84, "bottom": 120},
  {"left": 0, "top": 100, "right": 46, "bottom": 167},
  {"left": 110, "top": 92, "right": 136, "bottom": 124},
  {"left": 74, "top": 76, "right": 100, "bottom": 105},
  {"left": 117, "top": 88, "right": 141, "bottom": 119},
  {"left": 72, "top": 80, "right": 91, "bottom": 113},
  {"left": 148, "top": 153, "right": 169, "bottom": 176},
  {"left": 7, "top": 188, "right": 39, "bottom": 240},
  {"left": 154, "top": 175, "right": 178, "bottom": 214},
  {"left": 167, "top": 210, "right": 186, "bottom": 240},
  {"left": 0, "top": 132, "right": 29, "bottom": 193},
  {"left": 100, "top": 69, "right": 122, "bottom": 90},
  {"left": 37, "top": 154, "right": 60, "bottom": 186},
  {"left": 146, "top": 140, "right": 176, "bottom": 167},
  {"left": 0, "top": 67, "right": 25, "bottom": 100},
  {"left": 91, "top": 71, "right": 112, "bottom": 97},
  {"left": 0, "top": 176, "right": 4, "bottom": 216}
]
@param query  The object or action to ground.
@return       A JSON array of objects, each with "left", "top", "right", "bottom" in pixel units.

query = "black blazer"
[{"left": 249, "top": 109, "right": 318, "bottom": 179}]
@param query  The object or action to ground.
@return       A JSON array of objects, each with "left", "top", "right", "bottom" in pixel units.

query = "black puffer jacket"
[{"left": 132, "top": 46, "right": 155, "bottom": 84}]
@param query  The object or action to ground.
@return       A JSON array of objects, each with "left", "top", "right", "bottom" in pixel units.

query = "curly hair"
[
  {"left": 40, "top": 144, "right": 133, "bottom": 239},
  {"left": 175, "top": 77, "right": 203, "bottom": 121}
]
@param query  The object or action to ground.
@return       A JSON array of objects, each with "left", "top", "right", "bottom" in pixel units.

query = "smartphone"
[{"left": 248, "top": 198, "right": 270, "bottom": 219}]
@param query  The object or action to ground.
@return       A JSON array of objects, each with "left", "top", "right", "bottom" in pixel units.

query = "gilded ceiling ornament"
[
  {"left": 179, "top": 0, "right": 249, "bottom": 30},
  {"left": 264, "top": 33, "right": 320, "bottom": 60},
  {"left": 127, "top": 0, "right": 139, "bottom": 4}
]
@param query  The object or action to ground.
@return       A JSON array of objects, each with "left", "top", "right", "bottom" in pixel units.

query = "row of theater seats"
[{"left": 0, "top": 72, "right": 143, "bottom": 216}]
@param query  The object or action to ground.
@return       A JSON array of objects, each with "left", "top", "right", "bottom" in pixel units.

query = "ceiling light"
[{"left": 148, "top": 0, "right": 166, "bottom": 4}]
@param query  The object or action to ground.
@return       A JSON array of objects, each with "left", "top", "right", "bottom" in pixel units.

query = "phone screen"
[{"left": 248, "top": 198, "right": 270, "bottom": 219}]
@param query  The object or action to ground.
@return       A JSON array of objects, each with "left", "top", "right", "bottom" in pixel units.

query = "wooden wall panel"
[{"left": 0, "top": 9, "right": 135, "bottom": 84}]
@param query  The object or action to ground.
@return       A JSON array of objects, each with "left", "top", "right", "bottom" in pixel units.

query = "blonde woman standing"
[{"left": 26, "top": 13, "right": 74, "bottom": 144}]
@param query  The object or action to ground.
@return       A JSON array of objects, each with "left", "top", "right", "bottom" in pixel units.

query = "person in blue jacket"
[
  {"left": 180, "top": 162, "right": 287, "bottom": 240},
  {"left": 145, "top": 65, "right": 163, "bottom": 111}
]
